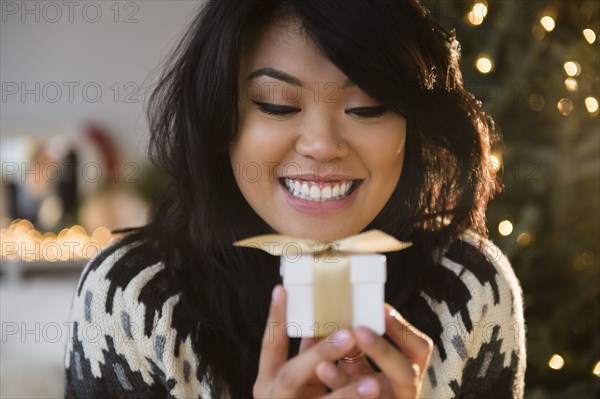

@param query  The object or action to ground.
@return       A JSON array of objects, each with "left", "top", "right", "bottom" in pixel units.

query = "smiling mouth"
[{"left": 279, "top": 177, "right": 361, "bottom": 202}]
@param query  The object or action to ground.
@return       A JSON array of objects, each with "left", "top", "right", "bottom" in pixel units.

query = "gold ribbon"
[{"left": 234, "top": 230, "right": 412, "bottom": 335}]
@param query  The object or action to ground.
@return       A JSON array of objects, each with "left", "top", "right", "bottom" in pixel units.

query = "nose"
[{"left": 295, "top": 112, "right": 348, "bottom": 162}]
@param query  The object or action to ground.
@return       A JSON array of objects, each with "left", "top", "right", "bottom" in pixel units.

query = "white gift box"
[
  {"left": 233, "top": 229, "right": 411, "bottom": 338},
  {"left": 280, "top": 253, "right": 387, "bottom": 338}
]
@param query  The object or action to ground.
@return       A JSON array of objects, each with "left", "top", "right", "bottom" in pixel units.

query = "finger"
[
  {"left": 256, "top": 285, "right": 288, "bottom": 381},
  {"left": 384, "top": 303, "right": 434, "bottom": 379},
  {"left": 299, "top": 336, "right": 320, "bottom": 354},
  {"left": 298, "top": 337, "right": 324, "bottom": 386},
  {"left": 354, "top": 326, "right": 420, "bottom": 397},
  {"left": 318, "top": 376, "right": 380, "bottom": 399},
  {"left": 336, "top": 346, "right": 374, "bottom": 377},
  {"left": 274, "top": 329, "right": 356, "bottom": 392},
  {"left": 315, "top": 360, "right": 353, "bottom": 391}
]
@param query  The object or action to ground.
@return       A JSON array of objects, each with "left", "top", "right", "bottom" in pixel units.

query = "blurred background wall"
[
  {"left": 1, "top": 1, "right": 200, "bottom": 397},
  {"left": 1, "top": 0, "right": 599, "bottom": 398}
]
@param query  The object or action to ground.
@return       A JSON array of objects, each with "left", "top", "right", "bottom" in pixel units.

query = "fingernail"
[
  {"left": 271, "top": 285, "right": 282, "bottom": 305},
  {"left": 355, "top": 327, "right": 376, "bottom": 345},
  {"left": 385, "top": 306, "right": 401, "bottom": 323},
  {"left": 333, "top": 329, "right": 352, "bottom": 347},
  {"left": 357, "top": 378, "right": 379, "bottom": 397}
]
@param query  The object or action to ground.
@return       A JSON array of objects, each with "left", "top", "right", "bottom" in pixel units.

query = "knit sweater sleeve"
[
  {"left": 63, "top": 237, "right": 212, "bottom": 398},
  {"left": 417, "top": 230, "right": 527, "bottom": 398}
]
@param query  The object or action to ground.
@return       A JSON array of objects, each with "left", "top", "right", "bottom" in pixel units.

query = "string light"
[
  {"left": 468, "top": 2, "right": 488, "bottom": 26},
  {"left": 489, "top": 153, "right": 501, "bottom": 173},
  {"left": 517, "top": 232, "right": 533, "bottom": 246},
  {"left": 549, "top": 354, "right": 565, "bottom": 370},
  {"left": 498, "top": 220, "right": 513, "bottom": 236},
  {"left": 0, "top": 219, "right": 115, "bottom": 262},
  {"left": 557, "top": 98, "right": 573, "bottom": 116},
  {"left": 583, "top": 29, "right": 597, "bottom": 44},
  {"left": 564, "top": 77, "right": 578, "bottom": 92},
  {"left": 475, "top": 55, "right": 493, "bottom": 73},
  {"left": 593, "top": 360, "right": 600, "bottom": 377},
  {"left": 563, "top": 61, "right": 581, "bottom": 77},
  {"left": 585, "top": 97, "right": 599, "bottom": 115},
  {"left": 540, "top": 16, "right": 555, "bottom": 32}
]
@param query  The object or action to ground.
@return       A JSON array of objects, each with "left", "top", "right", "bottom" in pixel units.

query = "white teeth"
[
  {"left": 282, "top": 178, "right": 356, "bottom": 201},
  {"left": 309, "top": 185, "right": 320, "bottom": 199},
  {"left": 332, "top": 185, "right": 340, "bottom": 197},
  {"left": 301, "top": 183, "right": 309, "bottom": 197}
]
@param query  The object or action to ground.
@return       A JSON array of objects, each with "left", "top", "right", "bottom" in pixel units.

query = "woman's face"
[{"left": 229, "top": 20, "right": 407, "bottom": 242}]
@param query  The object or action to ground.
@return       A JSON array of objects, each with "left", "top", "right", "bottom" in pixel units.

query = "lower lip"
[{"left": 279, "top": 180, "right": 362, "bottom": 214}]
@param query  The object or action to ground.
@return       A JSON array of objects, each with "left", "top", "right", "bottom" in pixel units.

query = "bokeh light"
[
  {"left": 498, "top": 220, "right": 513, "bottom": 236},
  {"left": 557, "top": 98, "right": 573, "bottom": 116},
  {"left": 489, "top": 154, "right": 501, "bottom": 173},
  {"left": 563, "top": 61, "right": 581, "bottom": 77},
  {"left": 583, "top": 29, "right": 597, "bottom": 44},
  {"left": 476, "top": 56, "right": 493, "bottom": 73},
  {"left": 573, "top": 251, "right": 595, "bottom": 271},
  {"left": 585, "top": 97, "right": 599, "bottom": 115},
  {"left": 548, "top": 354, "right": 565, "bottom": 370},
  {"left": 468, "top": 2, "right": 488, "bottom": 26},
  {"left": 517, "top": 232, "right": 533, "bottom": 246},
  {"left": 564, "top": 77, "right": 578, "bottom": 92},
  {"left": 0, "top": 219, "right": 115, "bottom": 262},
  {"left": 527, "top": 93, "right": 545, "bottom": 111},
  {"left": 540, "top": 16, "right": 555, "bottom": 32}
]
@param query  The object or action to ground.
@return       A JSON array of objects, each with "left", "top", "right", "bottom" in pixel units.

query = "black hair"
[{"left": 123, "top": 0, "right": 502, "bottom": 396}]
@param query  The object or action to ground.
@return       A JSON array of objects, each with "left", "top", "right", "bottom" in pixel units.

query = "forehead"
[
  {"left": 243, "top": 18, "right": 308, "bottom": 56},
  {"left": 240, "top": 19, "right": 344, "bottom": 82}
]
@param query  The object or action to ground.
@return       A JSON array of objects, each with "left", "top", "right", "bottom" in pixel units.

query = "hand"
[
  {"left": 313, "top": 304, "right": 434, "bottom": 398},
  {"left": 253, "top": 285, "right": 384, "bottom": 398}
]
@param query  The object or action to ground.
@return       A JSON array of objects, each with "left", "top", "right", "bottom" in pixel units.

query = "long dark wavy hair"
[{"left": 121, "top": 0, "right": 503, "bottom": 396}]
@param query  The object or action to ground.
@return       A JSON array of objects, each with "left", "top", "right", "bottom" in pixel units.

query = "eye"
[
  {"left": 252, "top": 100, "right": 300, "bottom": 116},
  {"left": 346, "top": 106, "right": 387, "bottom": 118}
]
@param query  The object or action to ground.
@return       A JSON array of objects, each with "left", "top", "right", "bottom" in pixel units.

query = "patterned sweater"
[{"left": 64, "top": 230, "right": 526, "bottom": 398}]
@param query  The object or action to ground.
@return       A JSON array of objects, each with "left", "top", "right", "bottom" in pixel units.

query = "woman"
[{"left": 64, "top": 1, "right": 526, "bottom": 398}]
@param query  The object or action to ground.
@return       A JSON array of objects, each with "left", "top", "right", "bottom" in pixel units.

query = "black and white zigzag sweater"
[{"left": 64, "top": 229, "right": 527, "bottom": 398}]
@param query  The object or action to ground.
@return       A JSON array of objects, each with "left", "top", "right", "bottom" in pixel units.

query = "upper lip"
[{"left": 281, "top": 174, "right": 361, "bottom": 182}]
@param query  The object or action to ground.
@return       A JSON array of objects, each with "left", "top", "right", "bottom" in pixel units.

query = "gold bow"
[{"left": 234, "top": 230, "right": 412, "bottom": 335}]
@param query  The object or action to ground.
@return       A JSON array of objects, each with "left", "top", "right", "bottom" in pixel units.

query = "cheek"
[
  {"left": 231, "top": 114, "right": 264, "bottom": 160},
  {"left": 359, "top": 134, "right": 406, "bottom": 212},
  {"left": 236, "top": 110, "right": 289, "bottom": 151},
  {"left": 384, "top": 121, "right": 407, "bottom": 172},
  {"left": 230, "top": 122, "right": 291, "bottom": 187},
  {"left": 373, "top": 151, "right": 404, "bottom": 191},
  {"left": 362, "top": 129, "right": 406, "bottom": 179}
]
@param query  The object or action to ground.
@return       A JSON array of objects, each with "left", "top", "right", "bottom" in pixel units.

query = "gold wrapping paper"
[{"left": 234, "top": 230, "right": 412, "bottom": 334}]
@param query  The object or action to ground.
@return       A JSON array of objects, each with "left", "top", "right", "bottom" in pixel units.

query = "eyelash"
[{"left": 251, "top": 101, "right": 387, "bottom": 118}]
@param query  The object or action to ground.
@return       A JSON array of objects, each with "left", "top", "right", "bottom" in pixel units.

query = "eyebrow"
[{"left": 246, "top": 67, "right": 356, "bottom": 89}]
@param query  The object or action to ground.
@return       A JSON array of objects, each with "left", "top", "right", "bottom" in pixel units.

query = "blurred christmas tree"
[{"left": 420, "top": 0, "right": 599, "bottom": 397}]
